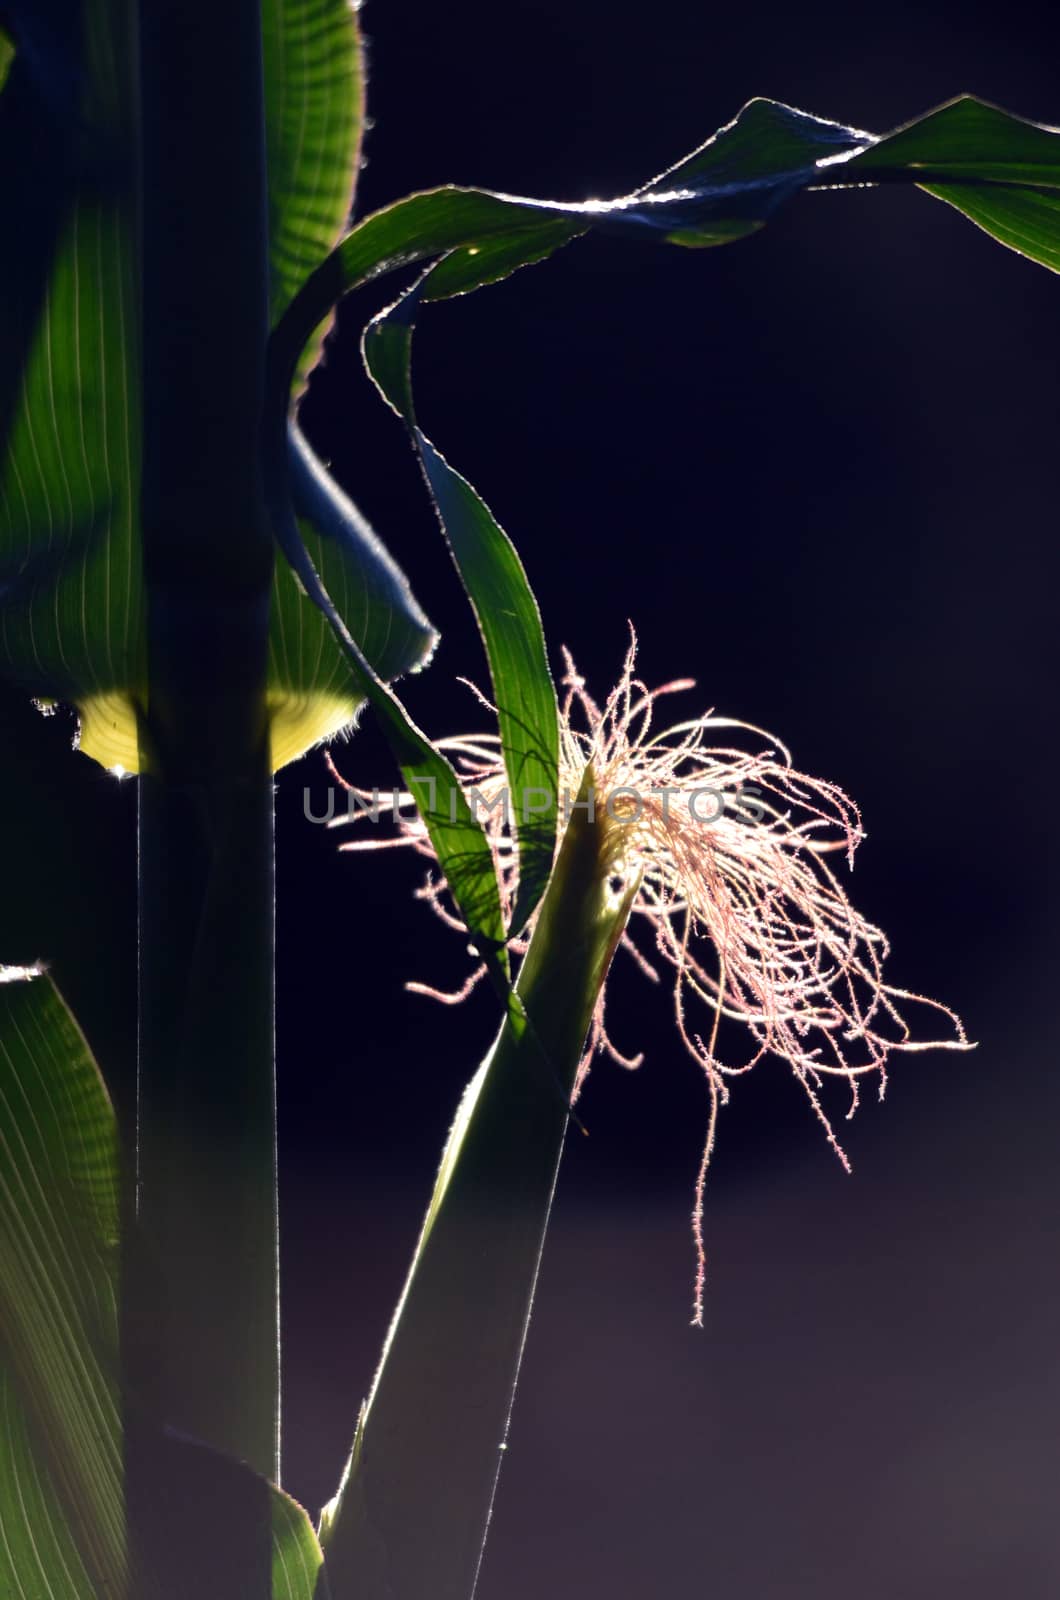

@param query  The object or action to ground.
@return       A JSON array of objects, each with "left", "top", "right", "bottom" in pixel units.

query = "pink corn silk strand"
[{"left": 328, "top": 629, "right": 971, "bottom": 1323}]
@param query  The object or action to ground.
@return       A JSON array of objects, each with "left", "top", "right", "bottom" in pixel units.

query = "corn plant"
[{"left": 0, "top": 4, "right": 1057, "bottom": 1595}]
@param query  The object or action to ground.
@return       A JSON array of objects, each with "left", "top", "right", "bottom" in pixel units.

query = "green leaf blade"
[
  {"left": 271, "top": 1485, "right": 332, "bottom": 1600},
  {"left": 418, "top": 435, "right": 558, "bottom": 927},
  {"left": 630, "top": 94, "right": 870, "bottom": 239},
  {"left": 268, "top": 424, "right": 438, "bottom": 770},
  {"left": 129, "top": 1422, "right": 332, "bottom": 1597},
  {"left": 920, "top": 180, "right": 1060, "bottom": 272},
  {"left": 0, "top": 967, "right": 331, "bottom": 1593},
  {"left": 0, "top": 0, "right": 428, "bottom": 773},
  {"left": 265, "top": 460, "right": 510, "bottom": 957},
  {"left": 840, "top": 96, "right": 1060, "bottom": 273},
  {"left": 259, "top": 0, "right": 438, "bottom": 766},
  {"left": 363, "top": 279, "right": 560, "bottom": 931},
  {"left": 0, "top": 1377, "right": 99, "bottom": 1599},
  {"left": 262, "top": 0, "right": 364, "bottom": 387},
  {"left": 269, "top": 187, "right": 590, "bottom": 389},
  {"left": 847, "top": 95, "right": 1060, "bottom": 184},
  {"left": 0, "top": 969, "right": 125, "bottom": 1596},
  {"left": 0, "top": 7, "right": 144, "bottom": 771}
]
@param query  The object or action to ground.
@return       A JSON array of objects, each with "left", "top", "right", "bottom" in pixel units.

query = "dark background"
[{"left": 6, "top": 0, "right": 1060, "bottom": 1593}]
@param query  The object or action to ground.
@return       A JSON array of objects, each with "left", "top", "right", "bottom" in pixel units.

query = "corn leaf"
[
  {"left": 0, "top": 967, "right": 125, "bottom": 1596},
  {"left": 0, "top": 2, "right": 432, "bottom": 774},
  {"left": 363, "top": 271, "right": 559, "bottom": 933},
  {"left": 265, "top": 199, "right": 588, "bottom": 947},
  {"left": 261, "top": 0, "right": 439, "bottom": 767},
  {"left": 625, "top": 93, "right": 1060, "bottom": 269},
  {"left": 843, "top": 96, "right": 1060, "bottom": 272},
  {"left": 266, "top": 480, "right": 511, "bottom": 967},
  {"left": 262, "top": 0, "right": 364, "bottom": 364},
  {"left": 0, "top": 1375, "right": 100, "bottom": 1599},
  {"left": 0, "top": 967, "right": 330, "bottom": 1596},
  {"left": 129, "top": 1426, "right": 332, "bottom": 1599},
  {"left": 268, "top": 422, "right": 437, "bottom": 772},
  {"left": 270, "top": 93, "right": 1060, "bottom": 388},
  {"left": 0, "top": 2, "right": 144, "bottom": 771}
]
